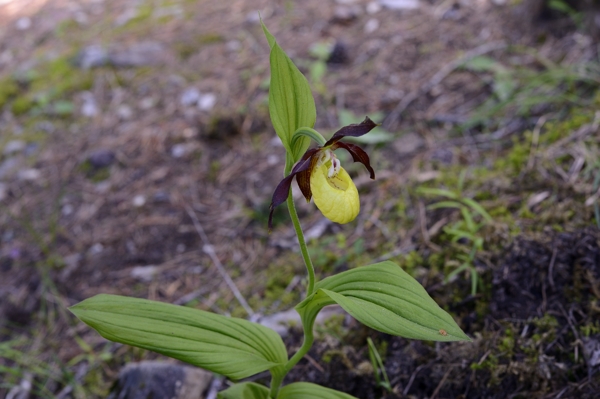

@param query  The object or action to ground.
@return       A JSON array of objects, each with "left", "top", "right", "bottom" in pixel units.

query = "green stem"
[
  {"left": 269, "top": 320, "right": 315, "bottom": 398},
  {"left": 284, "top": 155, "right": 316, "bottom": 297},
  {"left": 287, "top": 190, "right": 316, "bottom": 296},
  {"left": 268, "top": 154, "right": 318, "bottom": 398},
  {"left": 291, "top": 127, "right": 327, "bottom": 148}
]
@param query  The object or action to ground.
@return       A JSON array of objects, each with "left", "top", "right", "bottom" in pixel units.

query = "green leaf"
[
  {"left": 463, "top": 55, "right": 499, "bottom": 72},
  {"left": 217, "top": 382, "right": 270, "bottom": 399},
  {"left": 461, "top": 198, "right": 493, "bottom": 223},
  {"left": 296, "top": 262, "right": 470, "bottom": 342},
  {"left": 426, "top": 200, "right": 462, "bottom": 211},
  {"left": 261, "top": 20, "right": 316, "bottom": 162},
  {"left": 70, "top": 295, "right": 287, "bottom": 380},
  {"left": 416, "top": 187, "right": 459, "bottom": 200},
  {"left": 279, "top": 382, "right": 359, "bottom": 399}
]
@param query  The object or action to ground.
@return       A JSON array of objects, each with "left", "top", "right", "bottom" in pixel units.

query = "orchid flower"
[{"left": 269, "top": 117, "right": 377, "bottom": 228}]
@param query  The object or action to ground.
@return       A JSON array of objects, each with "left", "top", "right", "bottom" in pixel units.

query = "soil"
[{"left": 0, "top": 0, "right": 599, "bottom": 398}]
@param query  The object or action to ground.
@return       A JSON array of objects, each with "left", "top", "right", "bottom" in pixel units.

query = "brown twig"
[{"left": 185, "top": 205, "right": 255, "bottom": 318}]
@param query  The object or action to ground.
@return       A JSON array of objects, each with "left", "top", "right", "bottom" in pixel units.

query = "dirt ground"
[{"left": 0, "top": 0, "right": 599, "bottom": 398}]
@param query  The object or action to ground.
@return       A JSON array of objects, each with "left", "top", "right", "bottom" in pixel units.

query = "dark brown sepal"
[
  {"left": 268, "top": 149, "right": 319, "bottom": 231},
  {"left": 334, "top": 142, "right": 375, "bottom": 179},
  {"left": 296, "top": 153, "right": 320, "bottom": 202},
  {"left": 324, "top": 116, "right": 379, "bottom": 147}
]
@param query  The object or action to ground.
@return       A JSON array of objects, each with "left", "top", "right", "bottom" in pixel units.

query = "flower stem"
[
  {"left": 284, "top": 155, "right": 316, "bottom": 297},
  {"left": 268, "top": 155, "right": 317, "bottom": 398},
  {"left": 286, "top": 191, "right": 315, "bottom": 297}
]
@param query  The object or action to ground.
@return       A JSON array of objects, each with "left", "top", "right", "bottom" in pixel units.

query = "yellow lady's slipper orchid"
[
  {"left": 310, "top": 151, "right": 359, "bottom": 224},
  {"left": 269, "top": 117, "right": 377, "bottom": 229}
]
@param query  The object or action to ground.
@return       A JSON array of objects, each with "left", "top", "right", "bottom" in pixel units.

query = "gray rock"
[
  {"left": 88, "top": 149, "right": 115, "bottom": 168},
  {"left": 117, "top": 105, "right": 134, "bottom": 120},
  {"left": 75, "top": 45, "right": 109, "bottom": 69},
  {"left": 197, "top": 93, "right": 216, "bottom": 111},
  {"left": 75, "top": 42, "right": 166, "bottom": 69},
  {"left": 378, "top": 0, "right": 420, "bottom": 10},
  {"left": 17, "top": 169, "right": 41, "bottom": 181},
  {"left": 109, "top": 42, "right": 165, "bottom": 68},
  {"left": 0, "top": 158, "right": 21, "bottom": 179},
  {"left": 15, "top": 17, "right": 32, "bottom": 30},
  {"left": 81, "top": 92, "right": 99, "bottom": 117},
  {"left": 180, "top": 88, "right": 201, "bottom": 107},
  {"left": 583, "top": 336, "right": 600, "bottom": 369},
  {"left": 259, "top": 305, "right": 344, "bottom": 337},
  {"left": 331, "top": 5, "right": 362, "bottom": 24},
  {"left": 3, "top": 140, "right": 26, "bottom": 155},
  {"left": 107, "top": 361, "right": 212, "bottom": 399}
]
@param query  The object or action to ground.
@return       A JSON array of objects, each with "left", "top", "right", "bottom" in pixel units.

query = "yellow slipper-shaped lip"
[{"left": 310, "top": 164, "right": 359, "bottom": 224}]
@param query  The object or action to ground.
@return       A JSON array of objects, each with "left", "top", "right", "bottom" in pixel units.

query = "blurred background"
[{"left": 1, "top": 0, "right": 599, "bottom": 398}]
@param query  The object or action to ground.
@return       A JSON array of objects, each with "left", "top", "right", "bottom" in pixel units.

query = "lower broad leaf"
[
  {"left": 218, "top": 382, "right": 270, "bottom": 399},
  {"left": 279, "top": 382, "right": 358, "bottom": 399},
  {"left": 296, "top": 261, "right": 471, "bottom": 342},
  {"left": 70, "top": 294, "right": 288, "bottom": 380}
]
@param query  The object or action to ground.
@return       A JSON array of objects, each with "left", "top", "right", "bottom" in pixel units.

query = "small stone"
[
  {"left": 583, "top": 336, "right": 600, "bottom": 368},
  {"left": 89, "top": 243, "right": 104, "bottom": 255},
  {"left": 36, "top": 121, "right": 55, "bottom": 134},
  {"left": 117, "top": 105, "right": 134, "bottom": 120},
  {"left": 327, "top": 41, "right": 349, "bottom": 64},
  {"left": 170, "top": 144, "right": 186, "bottom": 158},
  {"left": 0, "top": 50, "right": 13, "bottom": 66},
  {"left": 378, "top": 0, "right": 420, "bottom": 10},
  {"left": 260, "top": 306, "right": 344, "bottom": 337},
  {"left": 130, "top": 265, "right": 159, "bottom": 281},
  {"left": 179, "top": 88, "right": 201, "bottom": 107},
  {"left": 109, "top": 42, "right": 165, "bottom": 68},
  {"left": 331, "top": 5, "right": 361, "bottom": 24},
  {"left": 23, "top": 143, "right": 39, "bottom": 157},
  {"left": 226, "top": 40, "right": 241, "bottom": 52},
  {"left": 74, "top": 11, "right": 88, "bottom": 25},
  {"left": 74, "top": 45, "right": 109, "bottom": 69},
  {"left": 245, "top": 11, "right": 261, "bottom": 24},
  {"left": 3, "top": 140, "right": 26, "bottom": 155},
  {"left": 107, "top": 361, "right": 213, "bottom": 399},
  {"left": 139, "top": 97, "right": 156, "bottom": 110},
  {"left": 81, "top": 92, "right": 99, "bottom": 117},
  {"left": 364, "top": 18, "right": 379, "bottom": 33},
  {"left": 430, "top": 148, "right": 453, "bottom": 164},
  {"left": 181, "top": 127, "right": 196, "bottom": 139},
  {"left": 198, "top": 93, "right": 216, "bottom": 111},
  {"left": 88, "top": 149, "right": 115, "bottom": 168},
  {"left": 132, "top": 195, "right": 146, "bottom": 207},
  {"left": 15, "top": 17, "right": 32, "bottom": 30},
  {"left": 0, "top": 158, "right": 21, "bottom": 179},
  {"left": 62, "top": 203, "right": 74, "bottom": 216},
  {"left": 153, "top": 192, "right": 170, "bottom": 203},
  {"left": 18, "top": 169, "right": 41, "bottom": 181},
  {"left": 366, "top": 1, "right": 382, "bottom": 13}
]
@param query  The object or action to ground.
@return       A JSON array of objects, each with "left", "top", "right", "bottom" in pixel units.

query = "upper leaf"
[
  {"left": 70, "top": 294, "right": 288, "bottom": 380},
  {"left": 296, "top": 261, "right": 471, "bottom": 342},
  {"left": 279, "top": 382, "right": 359, "bottom": 399},
  {"left": 261, "top": 20, "right": 315, "bottom": 162}
]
